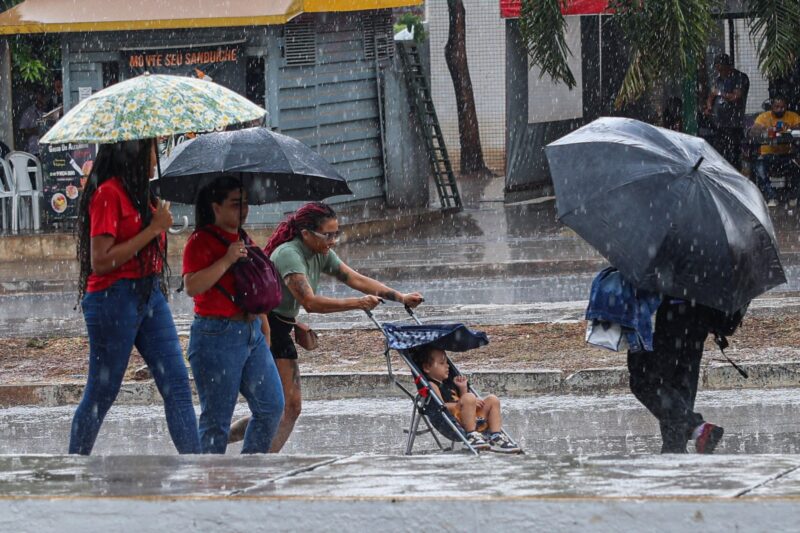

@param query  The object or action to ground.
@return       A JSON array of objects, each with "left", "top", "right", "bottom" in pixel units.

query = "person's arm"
[
  {"left": 90, "top": 200, "right": 172, "bottom": 275},
  {"left": 183, "top": 240, "right": 246, "bottom": 297},
  {"left": 749, "top": 114, "right": 770, "bottom": 139},
  {"left": 259, "top": 314, "right": 271, "bottom": 347},
  {"left": 284, "top": 272, "right": 380, "bottom": 314},
  {"left": 429, "top": 382, "right": 456, "bottom": 412},
  {"left": 331, "top": 262, "right": 424, "bottom": 308},
  {"left": 721, "top": 87, "right": 744, "bottom": 104}
]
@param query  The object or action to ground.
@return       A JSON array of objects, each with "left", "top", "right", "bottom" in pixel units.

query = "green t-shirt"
[{"left": 270, "top": 237, "right": 343, "bottom": 318}]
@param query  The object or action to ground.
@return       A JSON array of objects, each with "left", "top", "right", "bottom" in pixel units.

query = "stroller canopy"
[{"left": 382, "top": 323, "right": 489, "bottom": 352}]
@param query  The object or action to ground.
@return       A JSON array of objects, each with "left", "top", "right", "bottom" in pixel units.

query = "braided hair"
[
  {"left": 76, "top": 139, "right": 169, "bottom": 305},
  {"left": 264, "top": 201, "right": 337, "bottom": 257}
]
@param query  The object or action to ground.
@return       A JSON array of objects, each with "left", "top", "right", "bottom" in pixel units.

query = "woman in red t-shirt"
[
  {"left": 182, "top": 175, "right": 284, "bottom": 454},
  {"left": 69, "top": 139, "right": 200, "bottom": 455}
]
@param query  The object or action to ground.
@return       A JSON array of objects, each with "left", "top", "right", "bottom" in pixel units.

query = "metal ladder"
[{"left": 396, "top": 41, "right": 462, "bottom": 211}]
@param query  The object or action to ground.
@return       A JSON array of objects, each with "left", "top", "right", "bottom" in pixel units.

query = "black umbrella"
[
  {"left": 156, "top": 127, "right": 352, "bottom": 204},
  {"left": 545, "top": 117, "right": 786, "bottom": 313}
]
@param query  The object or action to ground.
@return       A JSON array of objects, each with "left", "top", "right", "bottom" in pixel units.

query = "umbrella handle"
[{"left": 168, "top": 216, "right": 189, "bottom": 235}]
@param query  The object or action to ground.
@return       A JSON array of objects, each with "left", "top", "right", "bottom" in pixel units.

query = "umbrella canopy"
[
  {"left": 382, "top": 323, "right": 489, "bottom": 352},
  {"left": 546, "top": 116, "right": 786, "bottom": 313},
  {"left": 156, "top": 127, "right": 352, "bottom": 204},
  {"left": 40, "top": 73, "right": 265, "bottom": 144}
]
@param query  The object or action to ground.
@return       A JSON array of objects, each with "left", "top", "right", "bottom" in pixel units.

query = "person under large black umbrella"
[
  {"left": 546, "top": 116, "right": 786, "bottom": 314},
  {"left": 156, "top": 127, "right": 352, "bottom": 205}
]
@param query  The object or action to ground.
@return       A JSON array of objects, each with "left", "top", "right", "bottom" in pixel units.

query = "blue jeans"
[
  {"left": 188, "top": 316, "right": 284, "bottom": 454},
  {"left": 70, "top": 277, "right": 200, "bottom": 455},
  {"left": 754, "top": 154, "right": 800, "bottom": 201}
]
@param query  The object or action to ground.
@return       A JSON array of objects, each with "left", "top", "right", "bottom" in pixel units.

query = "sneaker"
[
  {"left": 695, "top": 423, "right": 724, "bottom": 454},
  {"left": 767, "top": 199, "right": 778, "bottom": 207},
  {"left": 487, "top": 432, "right": 522, "bottom": 454},
  {"left": 790, "top": 199, "right": 799, "bottom": 208},
  {"left": 465, "top": 431, "right": 490, "bottom": 450}
]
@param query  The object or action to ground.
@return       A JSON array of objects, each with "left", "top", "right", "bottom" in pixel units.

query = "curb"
[{"left": 2, "top": 362, "right": 799, "bottom": 407}]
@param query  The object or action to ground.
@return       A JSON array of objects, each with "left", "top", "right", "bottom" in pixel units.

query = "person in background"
[
  {"left": 749, "top": 94, "right": 800, "bottom": 207},
  {"left": 18, "top": 87, "right": 48, "bottom": 156},
  {"left": 705, "top": 53, "right": 749, "bottom": 170}
]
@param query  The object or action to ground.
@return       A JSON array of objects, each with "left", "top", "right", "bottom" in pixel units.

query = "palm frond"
[
  {"left": 611, "top": 0, "right": 718, "bottom": 108},
  {"left": 519, "top": 0, "right": 577, "bottom": 89},
  {"left": 747, "top": 0, "right": 800, "bottom": 80}
]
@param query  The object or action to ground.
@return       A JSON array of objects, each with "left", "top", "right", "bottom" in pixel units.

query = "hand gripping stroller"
[{"left": 365, "top": 305, "right": 522, "bottom": 456}]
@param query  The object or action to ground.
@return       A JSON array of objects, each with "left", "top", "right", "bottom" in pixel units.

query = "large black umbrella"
[
  {"left": 156, "top": 127, "right": 352, "bottom": 204},
  {"left": 545, "top": 116, "right": 786, "bottom": 313}
]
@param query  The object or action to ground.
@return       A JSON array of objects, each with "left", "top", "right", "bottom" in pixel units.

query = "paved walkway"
[{"left": 2, "top": 453, "right": 799, "bottom": 531}]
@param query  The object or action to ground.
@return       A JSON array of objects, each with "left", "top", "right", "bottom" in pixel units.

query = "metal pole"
[{"left": 727, "top": 18, "right": 735, "bottom": 67}]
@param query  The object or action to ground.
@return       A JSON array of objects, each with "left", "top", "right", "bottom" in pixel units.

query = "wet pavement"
[
  {"left": 3, "top": 388, "right": 800, "bottom": 530},
  {"left": 4, "top": 389, "right": 800, "bottom": 456}
]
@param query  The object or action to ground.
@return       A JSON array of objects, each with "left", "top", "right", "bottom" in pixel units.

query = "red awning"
[{"left": 500, "top": 0, "right": 609, "bottom": 18}]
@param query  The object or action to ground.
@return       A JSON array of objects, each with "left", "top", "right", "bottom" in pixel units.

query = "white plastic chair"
[
  {"left": 6, "top": 151, "right": 44, "bottom": 232},
  {"left": 0, "top": 159, "right": 14, "bottom": 232}
]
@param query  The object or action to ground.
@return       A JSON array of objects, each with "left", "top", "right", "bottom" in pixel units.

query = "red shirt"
[
  {"left": 182, "top": 225, "right": 241, "bottom": 318},
  {"left": 86, "top": 177, "right": 164, "bottom": 293}
]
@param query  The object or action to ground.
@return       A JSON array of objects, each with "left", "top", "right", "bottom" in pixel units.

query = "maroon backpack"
[{"left": 199, "top": 227, "right": 283, "bottom": 314}]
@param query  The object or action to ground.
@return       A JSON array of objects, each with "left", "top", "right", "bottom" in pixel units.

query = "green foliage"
[
  {"left": 610, "top": 0, "right": 719, "bottom": 108},
  {"left": 519, "top": 0, "right": 576, "bottom": 89},
  {"left": 747, "top": 0, "right": 800, "bottom": 80},
  {"left": 395, "top": 12, "right": 426, "bottom": 42},
  {"left": 10, "top": 35, "right": 60, "bottom": 85}
]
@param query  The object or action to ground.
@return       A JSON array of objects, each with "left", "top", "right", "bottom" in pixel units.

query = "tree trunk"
[{"left": 444, "top": 0, "right": 491, "bottom": 176}]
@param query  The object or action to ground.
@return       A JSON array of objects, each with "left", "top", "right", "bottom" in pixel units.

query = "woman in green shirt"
[{"left": 230, "top": 202, "right": 423, "bottom": 451}]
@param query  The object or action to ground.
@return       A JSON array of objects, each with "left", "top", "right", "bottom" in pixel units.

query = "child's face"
[{"left": 423, "top": 349, "right": 449, "bottom": 381}]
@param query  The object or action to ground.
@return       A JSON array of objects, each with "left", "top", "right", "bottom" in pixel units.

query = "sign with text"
[
  {"left": 122, "top": 43, "right": 246, "bottom": 94},
  {"left": 41, "top": 143, "right": 96, "bottom": 223}
]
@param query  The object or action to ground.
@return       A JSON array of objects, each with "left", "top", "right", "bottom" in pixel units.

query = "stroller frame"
[{"left": 366, "top": 306, "right": 521, "bottom": 456}]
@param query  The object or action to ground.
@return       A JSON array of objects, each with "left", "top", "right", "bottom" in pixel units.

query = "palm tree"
[
  {"left": 519, "top": 0, "right": 800, "bottom": 109},
  {"left": 747, "top": 0, "right": 800, "bottom": 81}
]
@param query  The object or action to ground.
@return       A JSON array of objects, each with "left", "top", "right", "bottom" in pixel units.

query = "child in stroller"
[{"left": 411, "top": 345, "right": 520, "bottom": 453}]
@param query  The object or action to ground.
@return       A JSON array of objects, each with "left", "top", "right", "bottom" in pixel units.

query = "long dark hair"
[
  {"left": 194, "top": 175, "right": 243, "bottom": 229},
  {"left": 76, "top": 139, "right": 167, "bottom": 303},
  {"left": 264, "top": 202, "right": 337, "bottom": 256}
]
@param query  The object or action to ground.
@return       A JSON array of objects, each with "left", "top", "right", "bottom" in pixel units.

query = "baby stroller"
[{"left": 365, "top": 306, "right": 522, "bottom": 456}]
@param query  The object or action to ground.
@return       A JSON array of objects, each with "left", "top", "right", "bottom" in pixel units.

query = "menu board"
[{"left": 40, "top": 143, "right": 96, "bottom": 223}]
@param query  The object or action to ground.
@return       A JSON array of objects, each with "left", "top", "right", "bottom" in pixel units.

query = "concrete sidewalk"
[
  {"left": 2, "top": 453, "right": 799, "bottom": 531},
  {"left": 1, "top": 361, "right": 799, "bottom": 407}
]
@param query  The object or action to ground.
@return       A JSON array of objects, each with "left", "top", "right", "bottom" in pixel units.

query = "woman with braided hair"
[
  {"left": 70, "top": 139, "right": 200, "bottom": 455},
  {"left": 230, "top": 201, "right": 424, "bottom": 451}
]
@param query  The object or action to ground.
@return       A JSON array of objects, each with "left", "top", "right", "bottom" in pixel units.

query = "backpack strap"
[{"left": 713, "top": 333, "right": 749, "bottom": 379}]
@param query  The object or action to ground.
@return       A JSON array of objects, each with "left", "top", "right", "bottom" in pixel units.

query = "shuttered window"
[
  {"left": 362, "top": 11, "right": 394, "bottom": 62},
  {"left": 284, "top": 17, "right": 316, "bottom": 66}
]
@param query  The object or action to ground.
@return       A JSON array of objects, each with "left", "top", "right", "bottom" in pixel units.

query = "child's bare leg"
[
  {"left": 480, "top": 394, "right": 502, "bottom": 433},
  {"left": 458, "top": 393, "right": 478, "bottom": 432}
]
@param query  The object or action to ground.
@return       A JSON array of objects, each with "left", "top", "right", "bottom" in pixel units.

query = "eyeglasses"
[{"left": 308, "top": 229, "right": 340, "bottom": 242}]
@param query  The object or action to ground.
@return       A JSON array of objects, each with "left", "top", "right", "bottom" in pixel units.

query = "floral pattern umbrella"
[{"left": 40, "top": 73, "right": 266, "bottom": 145}]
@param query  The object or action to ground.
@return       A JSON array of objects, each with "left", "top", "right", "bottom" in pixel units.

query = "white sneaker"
[
  {"left": 767, "top": 199, "right": 778, "bottom": 207},
  {"left": 790, "top": 199, "right": 798, "bottom": 208},
  {"left": 487, "top": 432, "right": 522, "bottom": 454},
  {"left": 465, "top": 431, "right": 490, "bottom": 450}
]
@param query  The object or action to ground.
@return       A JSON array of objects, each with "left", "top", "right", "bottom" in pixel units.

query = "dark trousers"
[
  {"left": 713, "top": 127, "right": 743, "bottom": 170},
  {"left": 627, "top": 303, "right": 709, "bottom": 453}
]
